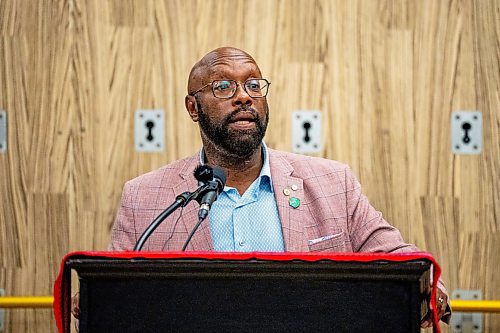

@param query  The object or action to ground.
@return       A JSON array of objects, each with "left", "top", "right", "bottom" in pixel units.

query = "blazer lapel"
[
  {"left": 175, "top": 155, "right": 214, "bottom": 252},
  {"left": 173, "top": 149, "right": 309, "bottom": 252},
  {"left": 269, "top": 150, "right": 306, "bottom": 252}
]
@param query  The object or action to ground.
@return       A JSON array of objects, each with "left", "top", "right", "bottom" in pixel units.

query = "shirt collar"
[{"left": 198, "top": 142, "right": 274, "bottom": 193}]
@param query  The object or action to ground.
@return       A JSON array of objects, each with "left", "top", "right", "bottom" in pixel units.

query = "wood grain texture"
[{"left": 0, "top": 0, "right": 498, "bottom": 331}]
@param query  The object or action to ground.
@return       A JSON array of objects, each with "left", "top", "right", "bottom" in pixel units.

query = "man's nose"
[{"left": 232, "top": 84, "right": 253, "bottom": 106}]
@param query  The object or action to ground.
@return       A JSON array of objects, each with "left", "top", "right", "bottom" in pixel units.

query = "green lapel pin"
[{"left": 289, "top": 197, "right": 301, "bottom": 209}]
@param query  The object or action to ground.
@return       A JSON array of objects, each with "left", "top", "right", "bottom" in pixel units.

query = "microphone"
[
  {"left": 193, "top": 164, "right": 214, "bottom": 184},
  {"left": 134, "top": 165, "right": 226, "bottom": 252},
  {"left": 182, "top": 165, "right": 226, "bottom": 251},
  {"left": 194, "top": 165, "right": 227, "bottom": 220}
]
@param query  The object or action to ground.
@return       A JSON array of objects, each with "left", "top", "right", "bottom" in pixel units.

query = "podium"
[{"left": 54, "top": 252, "right": 441, "bottom": 333}]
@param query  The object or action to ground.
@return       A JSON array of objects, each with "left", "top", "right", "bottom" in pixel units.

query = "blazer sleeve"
[
  {"left": 108, "top": 181, "right": 137, "bottom": 251},
  {"left": 345, "top": 167, "right": 417, "bottom": 253},
  {"left": 345, "top": 167, "right": 451, "bottom": 323}
]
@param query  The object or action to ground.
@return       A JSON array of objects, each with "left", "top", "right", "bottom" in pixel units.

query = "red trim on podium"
[{"left": 54, "top": 251, "right": 441, "bottom": 333}]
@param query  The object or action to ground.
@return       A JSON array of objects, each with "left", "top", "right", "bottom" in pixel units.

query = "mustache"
[{"left": 223, "top": 106, "right": 259, "bottom": 124}]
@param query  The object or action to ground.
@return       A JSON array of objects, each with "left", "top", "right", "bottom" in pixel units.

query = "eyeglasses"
[{"left": 189, "top": 78, "right": 271, "bottom": 99}]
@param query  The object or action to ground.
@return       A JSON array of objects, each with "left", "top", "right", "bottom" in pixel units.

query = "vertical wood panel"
[
  {"left": 0, "top": 0, "right": 498, "bottom": 331},
  {"left": 420, "top": 197, "right": 460, "bottom": 288},
  {"left": 0, "top": 34, "right": 30, "bottom": 268},
  {"left": 326, "top": 0, "right": 362, "bottom": 169}
]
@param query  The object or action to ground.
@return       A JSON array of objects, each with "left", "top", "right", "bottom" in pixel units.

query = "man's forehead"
[
  {"left": 206, "top": 51, "right": 254, "bottom": 66},
  {"left": 188, "top": 47, "right": 262, "bottom": 90},
  {"left": 207, "top": 60, "right": 261, "bottom": 79}
]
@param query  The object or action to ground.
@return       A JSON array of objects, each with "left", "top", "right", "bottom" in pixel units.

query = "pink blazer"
[
  {"left": 109, "top": 149, "right": 418, "bottom": 254},
  {"left": 109, "top": 149, "right": 450, "bottom": 321}
]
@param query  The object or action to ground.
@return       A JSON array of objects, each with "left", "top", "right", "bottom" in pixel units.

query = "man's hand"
[
  {"left": 421, "top": 287, "right": 448, "bottom": 328},
  {"left": 71, "top": 292, "right": 80, "bottom": 319}
]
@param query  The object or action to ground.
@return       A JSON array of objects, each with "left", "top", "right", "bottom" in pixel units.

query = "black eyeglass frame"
[{"left": 188, "top": 78, "right": 271, "bottom": 99}]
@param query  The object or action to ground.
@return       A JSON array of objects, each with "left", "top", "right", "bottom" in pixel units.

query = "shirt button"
[{"left": 238, "top": 241, "right": 245, "bottom": 247}]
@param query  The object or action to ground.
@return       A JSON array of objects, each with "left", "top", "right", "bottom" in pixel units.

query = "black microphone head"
[
  {"left": 212, "top": 166, "right": 227, "bottom": 191},
  {"left": 193, "top": 164, "right": 213, "bottom": 183}
]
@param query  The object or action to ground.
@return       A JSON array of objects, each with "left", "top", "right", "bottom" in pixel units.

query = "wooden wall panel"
[{"left": 0, "top": 0, "right": 498, "bottom": 332}]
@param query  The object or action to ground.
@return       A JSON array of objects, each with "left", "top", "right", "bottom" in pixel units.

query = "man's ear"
[{"left": 185, "top": 95, "right": 199, "bottom": 122}]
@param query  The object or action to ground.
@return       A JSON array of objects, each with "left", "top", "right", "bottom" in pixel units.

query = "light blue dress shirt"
[{"left": 200, "top": 143, "right": 285, "bottom": 252}]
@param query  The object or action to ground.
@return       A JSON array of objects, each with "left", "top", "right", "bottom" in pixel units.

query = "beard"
[{"left": 196, "top": 99, "right": 269, "bottom": 157}]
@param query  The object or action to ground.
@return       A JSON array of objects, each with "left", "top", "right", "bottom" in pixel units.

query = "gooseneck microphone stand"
[{"left": 133, "top": 181, "right": 219, "bottom": 251}]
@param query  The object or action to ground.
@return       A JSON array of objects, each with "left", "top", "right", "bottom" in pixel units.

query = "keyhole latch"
[
  {"left": 303, "top": 122, "right": 311, "bottom": 143},
  {"left": 451, "top": 111, "right": 482, "bottom": 155},
  {"left": 462, "top": 122, "right": 471, "bottom": 144},
  {"left": 135, "top": 109, "right": 165, "bottom": 152},
  {"left": 292, "top": 110, "right": 322, "bottom": 154},
  {"left": 146, "top": 121, "right": 155, "bottom": 141}
]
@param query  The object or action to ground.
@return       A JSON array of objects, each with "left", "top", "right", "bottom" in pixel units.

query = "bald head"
[
  {"left": 187, "top": 47, "right": 261, "bottom": 94},
  {"left": 184, "top": 47, "right": 270, "bottom": 162}
]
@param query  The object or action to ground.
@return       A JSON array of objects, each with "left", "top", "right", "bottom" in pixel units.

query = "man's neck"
[{"left": 202, "top": 142, "right": 263, "bottom": 195}]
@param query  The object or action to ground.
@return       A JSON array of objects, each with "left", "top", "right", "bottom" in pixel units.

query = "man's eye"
[
  {"left": 246, "top": 80, "right": 261, "bottom": 91},
  {"left": 214, "top": 81, "right": 232, "bottom": 91}
]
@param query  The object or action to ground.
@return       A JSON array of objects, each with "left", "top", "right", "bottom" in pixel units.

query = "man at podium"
[{"left": 107, "top": 47, "right": 451, "bottom": 326}]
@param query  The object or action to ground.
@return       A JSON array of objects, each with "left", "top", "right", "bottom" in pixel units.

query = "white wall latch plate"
[
  {"left": 0, "top": 111, "right": 6, "bottom": 153},
  {"left": 451, "top": 111, "right": 482, "bottom": 154},
  {"left": 292, "top": 110, "right": 322, "bottom": 154},
  {"left": 135, "top": 109, "right": 165, "bottom": 152},
  {"left": 450, "top": 290, "right": 482, "bottom": 333}
]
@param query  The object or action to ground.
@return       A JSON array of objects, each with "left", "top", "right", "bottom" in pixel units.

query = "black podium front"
[{"left": 54, "top": 252, "right": 439, "bottom": 333}]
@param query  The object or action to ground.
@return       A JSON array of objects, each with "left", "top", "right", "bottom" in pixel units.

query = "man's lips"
[
  {"left": 227, "top": 111, "right": 258, "bottom": 129},
  {"left": 229, "top": 119, "right": 256, "bottom": 129},
  {"left": 229, "top": 112, "right": 257, "bottom": 123}
]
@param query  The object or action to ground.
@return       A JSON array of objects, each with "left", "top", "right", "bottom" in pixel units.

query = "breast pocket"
[{"left": 306, "top": 230, "right": 348, "bottom": 252}]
